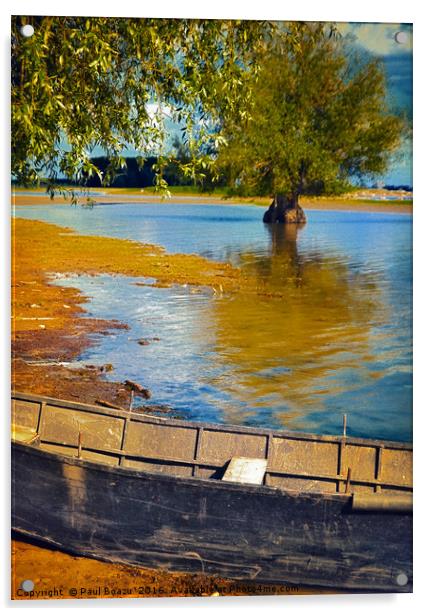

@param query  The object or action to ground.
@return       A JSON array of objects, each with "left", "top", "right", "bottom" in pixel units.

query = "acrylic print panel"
[{"left": 11, "top": 15, "right": 412, "bottom": 600}]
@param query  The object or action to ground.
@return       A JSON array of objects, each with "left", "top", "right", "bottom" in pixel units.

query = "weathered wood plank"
[
  {"left": 12, "top": 390, "right": 413, "bottom": 494},
  {"left": 12, "top": 391, "right": 412, "bottom": 450},
  {"left": 12, "top": 442, "right": 413, "bottom": 592}
]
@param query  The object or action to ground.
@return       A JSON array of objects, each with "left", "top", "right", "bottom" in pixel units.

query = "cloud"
[
  {"left": 338, "top": 22, "right": 412, "bottom": 57},
  {"left": 145, "top": 102, "right": 172, "bottom": 119},
  {"left": 336, "top": 22, "right": 412, "bottom": 187},
  {"left": 383, "top": 53, "right": 413, "bottom": 116}
]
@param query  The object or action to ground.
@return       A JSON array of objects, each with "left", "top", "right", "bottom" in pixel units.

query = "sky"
[{"left": 339, "top": 22, "right": 413, "bottom": 186}]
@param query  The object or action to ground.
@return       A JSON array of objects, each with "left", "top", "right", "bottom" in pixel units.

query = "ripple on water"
[{"left": 15, "top": 202, "right": 412, "bottom": 441}]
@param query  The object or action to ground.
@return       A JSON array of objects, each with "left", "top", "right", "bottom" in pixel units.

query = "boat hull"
[{"left": 12, "top": 441, "right": 412, "bottom": 592}]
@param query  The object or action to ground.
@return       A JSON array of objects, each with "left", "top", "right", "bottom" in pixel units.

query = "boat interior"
[{"left": 12, "top": 392, "right": 412, "bottom": 497}]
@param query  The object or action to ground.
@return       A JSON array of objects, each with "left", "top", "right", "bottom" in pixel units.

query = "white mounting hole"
[
  {"left": 20, "top": 25, "right": 34, "bottom": 38},
  {"left": 394, "top": 31, "right": 408, "bottom": 45},
  {"left": 21, "top": 579, "right": 34, "bottom": 591},
  {"left": 396, "top": 572, "right": 408, "bottom": 586}
]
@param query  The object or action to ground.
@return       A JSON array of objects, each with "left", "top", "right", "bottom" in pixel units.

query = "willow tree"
[
  {"left": 217, "top": 23, "right": 404, "bottom": 224},
  {"left": 11, "top": 16, "right": 273, "bottom": 196}
]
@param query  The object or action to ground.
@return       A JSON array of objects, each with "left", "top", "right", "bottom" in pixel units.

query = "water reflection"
[
  {"left": 207, "top": 224, "right": 385, "bottom": 432},
  {"left": 16, "top": 202, "right": 411, "bottom": 440}
]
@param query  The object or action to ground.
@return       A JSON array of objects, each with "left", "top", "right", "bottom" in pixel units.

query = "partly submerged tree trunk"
[{"left": 263, "top": 193, "right": 306, "bottom": 224}]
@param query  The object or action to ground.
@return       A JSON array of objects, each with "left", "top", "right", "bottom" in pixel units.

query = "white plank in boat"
[{"left": 222, "top": 457, "right": 268, "bottom": 485}]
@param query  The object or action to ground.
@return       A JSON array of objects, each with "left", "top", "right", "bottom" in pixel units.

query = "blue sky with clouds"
[{"left": 339, "top": 22, "right": 412, "bottom": 186}]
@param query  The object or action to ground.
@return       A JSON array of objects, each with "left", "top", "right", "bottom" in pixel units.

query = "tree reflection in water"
[{"left": 206, "top": 223, "right": 385, "bottom": 431}]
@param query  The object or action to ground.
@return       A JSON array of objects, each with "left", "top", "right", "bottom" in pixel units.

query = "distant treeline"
[
  {"left": 11, "top": 156, "right": 413, "bottom": 193},
  {"left": 380, "top": 185, "right": 412, "bottom": 192},
  {"left": 82, "top": 158, "right": 414, "bottom": 193},
  {"left": 84, "top": 156, "right": 195, "bottom": 189}
]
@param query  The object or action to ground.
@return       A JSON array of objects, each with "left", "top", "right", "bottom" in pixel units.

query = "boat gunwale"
[
  {"left": 11, "top": 438, "right": 357, "bottom": 503},
  {"left": 12, "top": 391, "right": 413, "bottom": 450}
]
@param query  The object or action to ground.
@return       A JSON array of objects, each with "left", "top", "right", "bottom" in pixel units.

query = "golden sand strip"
[{"left": 12, "top": 191, "right": 412, "bottom": 213}]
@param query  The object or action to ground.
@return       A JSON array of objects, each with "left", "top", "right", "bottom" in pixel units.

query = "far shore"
[{"left": 12, "top": 187, "right": 413, "bottom": 215}]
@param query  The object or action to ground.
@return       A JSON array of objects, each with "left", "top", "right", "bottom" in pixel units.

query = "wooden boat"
[{"left": 11, "top": 391, "right": 413, "bottom": 592}]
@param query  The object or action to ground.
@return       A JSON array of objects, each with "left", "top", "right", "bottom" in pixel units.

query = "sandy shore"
[
  {"left": 12, "top": 217, "right": 241, "bottom": 406},
  {"left": 12, "top": 217, "right": 316, "bottom": 599},
  {"left": 12, "top": 189, "right": 413, "bottom": 214}
]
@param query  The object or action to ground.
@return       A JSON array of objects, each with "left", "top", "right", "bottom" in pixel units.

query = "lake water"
[{"left": 14, "top": 201, "right": 412, "bottom": 441}]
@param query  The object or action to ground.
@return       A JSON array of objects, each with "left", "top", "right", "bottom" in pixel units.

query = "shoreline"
[
  {"left": 11, "top": 216, "right": 326, "bottom": 598},
  {"left": 12, "top": 217, "right": 242, "bottom": 404},
  {"left": 12, "top": 217, "right": 269, "bottom": 599},
  {"left": 12, "top": 191, "right": 413, "bottom": 215},
  {"left": 11, "top": 205, "right": 408, "bottom": 598}
]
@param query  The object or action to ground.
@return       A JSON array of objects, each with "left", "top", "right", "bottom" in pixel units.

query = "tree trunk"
[{"left": 263, "top": 193, "right": 306, "bottom": 224}]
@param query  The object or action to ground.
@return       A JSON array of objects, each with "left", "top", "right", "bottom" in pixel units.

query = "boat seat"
[
  {"left": 12, "top": 424, "right": 39, "bottom": 445},
  {"left": 222, "top": 457, "right": 268, "bottom": 485}
]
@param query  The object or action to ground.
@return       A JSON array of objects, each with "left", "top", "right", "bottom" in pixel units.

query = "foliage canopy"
[
  {"left": 11, "top": 16, "right": 272, "bottom": 193},
  {"left": 12, "top": 18, "right": 404, "bottom": 205},
  {"left": 217, "top": 23, "right": 404, "bottom": 205}
]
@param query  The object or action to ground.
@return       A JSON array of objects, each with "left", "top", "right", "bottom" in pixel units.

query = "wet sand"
[{"left": 12, "top": 216, "right": 242, "bottom": 409}]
